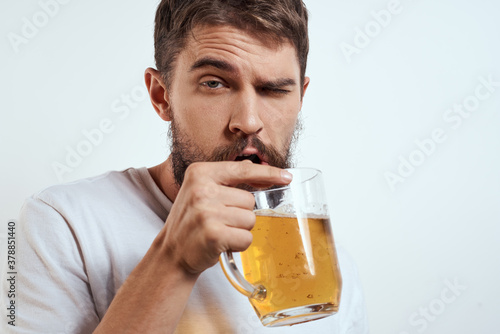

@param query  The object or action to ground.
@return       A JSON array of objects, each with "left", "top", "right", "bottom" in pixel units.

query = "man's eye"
[
  {"left": 203, "top": 81, "right": 223, "bottom": 89},
  {"left": 261, "top": 87, "right": 290, "bottom": 95},
  {"left": 272, "top": 89, "right": 290, "bottom": 95}
]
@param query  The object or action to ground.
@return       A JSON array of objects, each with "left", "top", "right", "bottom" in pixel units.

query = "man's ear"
[
  {"left": 300, "top": 76, "right": 311, "bottom": 108},
  {"left": 145, "top": 68, "right": 171, "bottom": 121},
  {"left": 302, "top": 76, "right": 310, "bottom": 98}
]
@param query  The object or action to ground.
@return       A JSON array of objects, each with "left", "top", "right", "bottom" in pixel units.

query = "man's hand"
[
  {"left": 94, "top": 161, "right": 292, "bottom": 333},
  {"left": 158, "top": 161, "right": 292, "bottom": 275}
]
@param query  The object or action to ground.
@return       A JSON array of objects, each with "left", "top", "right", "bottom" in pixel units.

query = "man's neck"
[{"left": 148, "top": 155, "right": 179, "bottom": 203}]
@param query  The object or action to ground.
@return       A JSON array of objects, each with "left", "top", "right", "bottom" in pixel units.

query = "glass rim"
[{"left": 250, "top": 167, "right": 322, "bottom": 195}]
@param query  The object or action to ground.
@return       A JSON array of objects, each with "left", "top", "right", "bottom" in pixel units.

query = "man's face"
[{"left": 165, "top": 25, "right": 309, "bottom": 186}]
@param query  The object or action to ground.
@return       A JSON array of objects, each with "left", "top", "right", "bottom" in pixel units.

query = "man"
[{"left": 2, "top": 0, "right": 368, "bottom": 333}]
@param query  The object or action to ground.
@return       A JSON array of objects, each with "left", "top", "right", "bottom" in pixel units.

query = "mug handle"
[{"left": 219, "top": 251, "right": 267, "bottom": 301}]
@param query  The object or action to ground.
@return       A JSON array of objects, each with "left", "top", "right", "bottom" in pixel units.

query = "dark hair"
[{"left": 154, "top": 0, "right": 309, "bottom": 92}]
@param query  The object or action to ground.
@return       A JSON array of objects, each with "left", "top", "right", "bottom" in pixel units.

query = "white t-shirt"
[{"left": 1, "top": 168, "right": 369, "bottom": 334}]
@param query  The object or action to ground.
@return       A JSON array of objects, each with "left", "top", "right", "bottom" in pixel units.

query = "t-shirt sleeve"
[
  {"left": 2, "top": 196, "right": 100, "bottom": 334},
  {"left": 337, "top": 246, "right": 370, "bottom": 334}
]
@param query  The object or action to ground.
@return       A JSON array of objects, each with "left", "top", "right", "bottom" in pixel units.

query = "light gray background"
[{"left": 1, "top": 0, "right": 499, "bottom": 333}]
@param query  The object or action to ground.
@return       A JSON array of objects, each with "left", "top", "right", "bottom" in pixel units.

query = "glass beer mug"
[{"left": 220, "top": 168, "right": 342, "bottom": 327}]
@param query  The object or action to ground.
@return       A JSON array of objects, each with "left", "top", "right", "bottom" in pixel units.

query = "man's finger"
[
  {"left": 211, "top": 161, "right": 293, "bottom": 186},
  {"left": 223, "top": 227, "right": 253, "bottom": 252},
  {"left": 220, "top": 207, "right": 256, "bottom": 230},
  {"left": 217, "top": 187, "right": 255, "bottom": 210}
]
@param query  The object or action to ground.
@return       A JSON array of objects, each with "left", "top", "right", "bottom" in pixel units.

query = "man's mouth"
[
  {"left": 234, "top": 154, "right": 262, "bottom": 164},
  {"left": 232, "top": 147, "right": 269, "bottom": 165}
]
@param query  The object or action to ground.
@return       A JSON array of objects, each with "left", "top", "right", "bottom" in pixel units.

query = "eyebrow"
[{"left": 190, "top": 57, "right": 237, "bottom": 73}]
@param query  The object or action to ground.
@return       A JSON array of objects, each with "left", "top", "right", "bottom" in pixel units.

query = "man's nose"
[{"left": 228, "top": 89, "right": 264, "bottom": 135}]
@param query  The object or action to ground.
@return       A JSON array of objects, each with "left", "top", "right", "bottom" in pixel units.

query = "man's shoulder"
[
  {"left": 31, "top": 168, "right": 147, "bottom": 211},
  {"left": 21, "top": 166, "right": 171, "bottom": 228}
]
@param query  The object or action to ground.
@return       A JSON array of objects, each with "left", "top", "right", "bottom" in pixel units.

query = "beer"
[{"left": 240, "top": 213, "right": 342, "bottom": 325}]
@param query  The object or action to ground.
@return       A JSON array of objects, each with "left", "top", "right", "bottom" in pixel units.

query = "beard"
[{"left": 167, "top": 112, "right": 303, "bottom": 188}]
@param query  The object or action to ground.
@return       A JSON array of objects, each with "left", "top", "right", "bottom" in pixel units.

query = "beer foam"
[{"left": 254, "top": 208, "right": 329, "bottom": 220}]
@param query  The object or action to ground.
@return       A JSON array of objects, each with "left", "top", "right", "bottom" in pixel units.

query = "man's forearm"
[{"left": 93, "top": 237, "right": 199, "bottom": 334}]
